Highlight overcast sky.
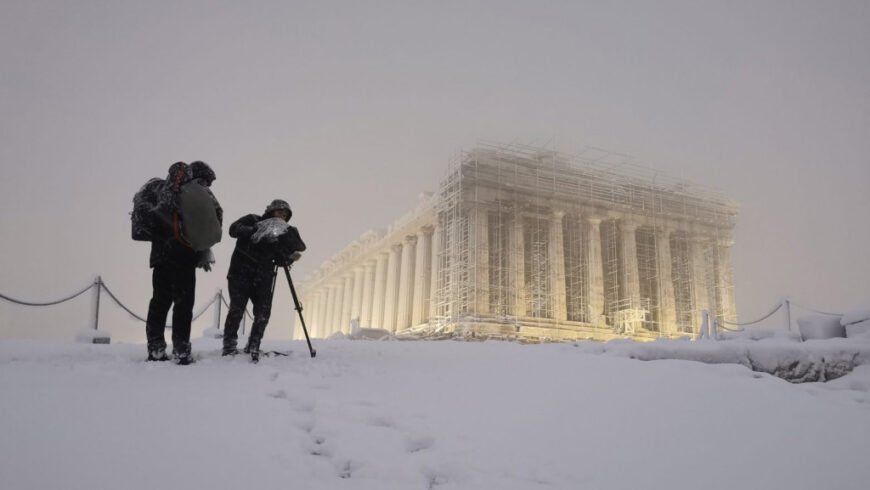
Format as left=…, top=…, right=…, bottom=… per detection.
left=1, top=0, right=868, bottom=342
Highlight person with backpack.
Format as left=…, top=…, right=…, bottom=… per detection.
left=222, top=199, right=306, bottom=362
left=132, top=161, right=222, bottom=364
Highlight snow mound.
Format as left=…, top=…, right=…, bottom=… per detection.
left=797, top=314, right=845, bottom=340
left=573, top=337, right=870, bottom=383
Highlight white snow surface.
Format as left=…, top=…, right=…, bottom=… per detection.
left=2, top=338, right=870, bottom=490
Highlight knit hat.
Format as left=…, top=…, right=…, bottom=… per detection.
left=264, top=199, right=292, bottom=219
left=190, top=161, right=216, bottom=185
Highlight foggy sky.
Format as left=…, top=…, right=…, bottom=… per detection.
left=1, top=1, right=868, bottom=342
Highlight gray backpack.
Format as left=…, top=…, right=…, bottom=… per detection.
left=177, top=182, right=222, bottom=251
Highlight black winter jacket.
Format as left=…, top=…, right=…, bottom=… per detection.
left=227, top=214, right=306, bottom=281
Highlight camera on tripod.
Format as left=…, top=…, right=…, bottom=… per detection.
left=274, top=251, right=302, bottom=267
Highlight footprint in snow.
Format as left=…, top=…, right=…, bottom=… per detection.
left=368, top=415, right=396, bottom=429
left=268, top=389, right=289, bottom=400
left=405, top=435, right=435, bottom=453
left=307, top=434, right=333, bottom=457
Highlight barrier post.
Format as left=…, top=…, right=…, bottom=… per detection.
left=213, top=290, right=222, bottom=332
left=92, top=276, right=102, bottom=331
left=698, top=310, right=709, bottom=339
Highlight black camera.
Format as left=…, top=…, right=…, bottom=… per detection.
left=275, top=251, right=302, bottom=267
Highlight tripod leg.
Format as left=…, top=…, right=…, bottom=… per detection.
left=270, top=265, right=278, bottom=300
left=284, top=265, right=316, bottom=358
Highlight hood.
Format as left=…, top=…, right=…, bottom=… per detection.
left=166, top=162, right=192, bottom=192
left=190, top=161, right=216, bottom=186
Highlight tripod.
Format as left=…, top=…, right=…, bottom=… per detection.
left=271, top=263, right=317, bottom=358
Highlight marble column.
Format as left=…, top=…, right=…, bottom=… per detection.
left=305, top=291, right=318, bottom=339
left=319, top=286, right=332, bottom=337
left=361, top=260, right=376, bottom=328
left=475, top=208, right=490, bottom=314
left=331, top=282, right=344, bottom=337
left=655, top=227, right=677, bottom=334
left=371, top=252, right=389, bottom=329
left=340, top=274, right=354, bottom=334
left=383, top=244, right=402, bottom=332
left=550, top=211, right=567, bottom=321
left=428, top=224, right=442, bottom=321
left=303, top=290, right=320, bottom=334
left=513, top=216, right=527, bottom=317
left=412, top=228, right=432, bottom=326
left=396, top=235, right=417, bottom=332
left=620, top=221, right=642, bottom=310
left=716, top=239, right=737, bottom=323
left=585, top=217, right=605, bottom=325
left=324, top=285, right=337, bottom=338
left=690, top=236, right=711, bottom=330
left=351, top=267, right=365, bottom=324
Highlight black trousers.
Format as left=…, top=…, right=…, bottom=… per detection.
left=223, top=272, right=275, bottom=347
left=145, top=264, right=196, bottom=352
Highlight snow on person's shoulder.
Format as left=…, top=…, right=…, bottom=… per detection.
left=252, top=217, right=290, bottom=243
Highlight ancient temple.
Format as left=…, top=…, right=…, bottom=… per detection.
left=296, top=142, right=738, bottom=341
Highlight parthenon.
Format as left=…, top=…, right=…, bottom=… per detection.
left=296, top=142, right=739, bottom=342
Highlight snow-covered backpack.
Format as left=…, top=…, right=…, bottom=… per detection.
left=131, top=178, right=167, bottom=241
left=175, top=181, right=222, bottom=251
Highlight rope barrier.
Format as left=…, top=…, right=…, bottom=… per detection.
left=220, top=293, right=253, bottom=320
left=99, top=282, right=148, bottom=323
left=192, top=295, right=218, bottom=322
left=719, top=301, right=783, bottom=327
left=2, top=275, right=859, bottom=336
left=790, top=300, right=843, bottom=317
left=0, top=282, right=95, bottom=307
left=713, top=320, right=743, bottom=333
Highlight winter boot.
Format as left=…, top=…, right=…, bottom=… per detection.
left=172, top=343, right=195, bottom=366
left=222, top=340, right=239, bottom=356
left=247, top=337, right=261, bottom=363
left=147, top=347, right=169, bottom=362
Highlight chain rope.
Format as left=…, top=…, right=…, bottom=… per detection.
left=99, top=282, right=148, bottom=323
left=0, top=282, right=95, bottom=306
left=717, top=301, right=783, bottom=327
left=220, top=293, right=253, bottom=320
left=192, top=295, right=218, bottom=322
left=789, top=300, right=843, bottom=317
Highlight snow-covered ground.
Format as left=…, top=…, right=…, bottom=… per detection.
left=1, top=337, right=869, bottom=490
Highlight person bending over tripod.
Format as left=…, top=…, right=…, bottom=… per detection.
left=223, top=199, right=306, bottom=361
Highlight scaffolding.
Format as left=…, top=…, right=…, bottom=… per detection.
left=432, top=141, right=739, bottom=339
left=636, top=226, right=661, bottom=331
left=563, top=213, right=588, bottom=323
left=670, top=232, right=694, bottom=333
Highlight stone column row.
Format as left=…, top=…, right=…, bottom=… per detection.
left=510, top=212, right=683, bottom=335
left=307, top=226, right=437, bottom=337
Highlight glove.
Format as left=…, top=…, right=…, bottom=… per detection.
left=197, top=249, right=215, bottom=272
